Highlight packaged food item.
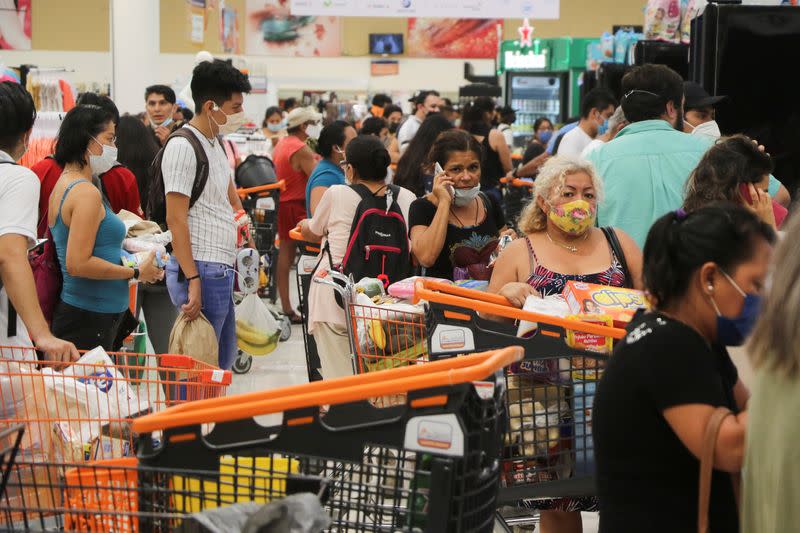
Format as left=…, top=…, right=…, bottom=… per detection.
left=121, top=249, right=169, bottom=270
left=562, top=281, right=648, bottom=328
left=90, top=435, right=133, bottom=460
left=600, top=32, right=615, bottom=60
left=516, top=294, right=571, bottom=338
left=565, top=313, right=614, bottom=355
left=453, top=279, right=489, bottom=291
left=234, top=209, right=252, bottom=249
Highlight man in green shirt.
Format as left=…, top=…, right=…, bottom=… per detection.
left=586, top=65, right=787, bottom=247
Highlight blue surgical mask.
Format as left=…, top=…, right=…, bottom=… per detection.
left=266, top=121, right=285, bottom=133
left=538, top=130, right=553, bottom=145
left=598, top=118, right=609, bottom=136
left=710, top=271, right=762, bottom=346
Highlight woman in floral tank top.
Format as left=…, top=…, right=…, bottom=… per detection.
left=487, top=156, right=643, bottom=533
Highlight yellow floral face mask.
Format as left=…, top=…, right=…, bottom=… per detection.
left=547, top=199, right=597, bottom=235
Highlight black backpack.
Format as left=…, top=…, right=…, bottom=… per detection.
left=331, top=183, right=412, bottom=288
left=147, top=127, right=209, bottom=227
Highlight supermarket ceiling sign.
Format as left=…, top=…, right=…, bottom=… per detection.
left=290, top=0, right=560, bottom=19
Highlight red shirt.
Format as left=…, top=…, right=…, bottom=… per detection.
left=31, top=157, right=143, bottom=238
left=272, top=135, right=311, bottom=203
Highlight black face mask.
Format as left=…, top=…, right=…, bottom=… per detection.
left=388, top=122, right=399, bottom=134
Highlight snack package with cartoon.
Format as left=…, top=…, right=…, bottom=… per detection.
left=563, top=281, right=649, bottom=328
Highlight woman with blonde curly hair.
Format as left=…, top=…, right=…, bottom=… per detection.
left=487, top=156, right=643, bottom=532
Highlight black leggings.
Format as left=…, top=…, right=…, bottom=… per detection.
left=51, top=300, right=127, bottom=352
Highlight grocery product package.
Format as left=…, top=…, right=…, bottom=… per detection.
left=387, top=276, right=452, bottom=300
left=169, top=312, right=219, bottom=366
left=121, top=249, right=170, bottom=270
left=516, top=294, right=571, bottom=338
left=562, top=280, right=648, bottom=328
left=235, top=293, right=280, bottom=356
left=644, top=0, right=682, bottom=43
left=38, top=347, right=148, bottom=462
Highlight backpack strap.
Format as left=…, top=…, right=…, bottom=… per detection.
left=168, top=127, right=210, bottom=209
left=601, top=227, right=632, bottom=289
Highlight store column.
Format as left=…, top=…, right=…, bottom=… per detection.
left=110, top=0, right=159, bottom=114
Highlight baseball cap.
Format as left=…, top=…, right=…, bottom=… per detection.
left=684, top=81, right=726, bottom=109
left=286, top=106, right=322, bottom=129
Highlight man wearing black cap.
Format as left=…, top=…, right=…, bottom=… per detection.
left=397, top=90, right=440, bottom=153
left=497, top=105, right=517, bottom=148
left=682, top=81, right=725, bottom=138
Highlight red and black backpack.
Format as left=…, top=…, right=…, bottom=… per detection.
left=327, top=183, right=412, bottom=289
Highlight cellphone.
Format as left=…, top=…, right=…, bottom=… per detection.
left=434, top=162, right=454, bottom=198
left=27, top=238, right=47, bottom=253
left=739, top=183, right=753, bottom=204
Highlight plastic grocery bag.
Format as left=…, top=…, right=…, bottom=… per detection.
left=235, top=293, right=280, bottom=356
left=169, top=312, right=219, bottom=366
left=40, top=347, right=147, bottom=461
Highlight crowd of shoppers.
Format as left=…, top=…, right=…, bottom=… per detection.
left=2, top=55, right=799, bottom=533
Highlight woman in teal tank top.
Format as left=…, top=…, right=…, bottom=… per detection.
left=47, top=106, right=162, bottom=351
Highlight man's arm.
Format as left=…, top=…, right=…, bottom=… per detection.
left=166, top=192, right=202, bottom=319
left=0, top=234, right=78, bottom=363
left=291, top=145, right=318, bottom=177
left=227, top=179, right=256, bottom=249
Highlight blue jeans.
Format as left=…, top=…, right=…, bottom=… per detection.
left=166, top=259, right=236, bottom=370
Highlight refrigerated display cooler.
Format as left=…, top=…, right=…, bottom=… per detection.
left=499, top=37, right=598, bottom=149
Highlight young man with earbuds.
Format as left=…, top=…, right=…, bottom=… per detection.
left=162, top=59, right=251, bottom=370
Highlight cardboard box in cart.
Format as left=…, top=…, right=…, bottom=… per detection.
left=563, top=281, right=649, bottom=328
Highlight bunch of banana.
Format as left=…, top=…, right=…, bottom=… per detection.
left=236, top=319, right=279, bottom=356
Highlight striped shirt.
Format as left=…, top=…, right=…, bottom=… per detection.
left=162, top=125, right=236, bottom=266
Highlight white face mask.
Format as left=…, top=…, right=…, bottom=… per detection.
left=149, top=115, right=173, bottom=129
left=687, top=119, right=721, bottom=139
left=211, top=105, right=247, bottom=135
left=453, top=185, right=481, bottom=207
left=88, top=136, right=118, bottom=176
left=305, top=123, right=322, bottom=141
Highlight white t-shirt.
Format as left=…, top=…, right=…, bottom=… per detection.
left=580, top=138, right=605, bottom=159
left=498, top=124, right=514, bottom=148
left=557, top=125, right=594, bottom=158
left=162, top=125, right=237, bottom=266
left=0, top=150, right=38, bottom=353
left=397, top=115, right=422, bottom=154
left=306, top=184, right=415, bottom=333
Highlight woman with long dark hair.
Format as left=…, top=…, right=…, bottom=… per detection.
left=460, top=96, right=513, bottom=205
left=394, top=114, right=453, bottom=197
left=116, top=115, right=161, bottom=205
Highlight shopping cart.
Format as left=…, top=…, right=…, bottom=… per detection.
left=7, top=347, right=523, bottom=532
left=237, top=181, right=285, bottom=305
left=499, top=176, right=534, bottom=231
left=233, top=181, right=292, bottom=374
left=289, top=226, right=323, bottom=382
left=411, top=279, right=627, bottom=512
left=313, top=269, right=430, bottom=376
left=0, top=425, right=24, bottom=501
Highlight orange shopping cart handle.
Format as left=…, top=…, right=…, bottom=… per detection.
left=131, top=347, right=523, bottom=434
left=289, top=225, right=321, bottom=245
left=412, top=279, right=627, bottom=340
left=237, top=180, right=286, bottom=198
left=500, top=176, right=534, bottom=188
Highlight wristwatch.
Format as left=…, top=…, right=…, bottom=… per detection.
left=131, top=267, right=140, bottom=280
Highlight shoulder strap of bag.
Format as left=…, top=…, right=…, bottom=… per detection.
left=601, top=227, right=632, bottom=289
left=172, top=128, right=210, bottom=208
left=697, top=407, right=733, bottom=533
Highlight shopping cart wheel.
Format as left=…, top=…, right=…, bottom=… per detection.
left=232, top=350, right=252, bottom=374
left=279, top=315, right=292, bottom=342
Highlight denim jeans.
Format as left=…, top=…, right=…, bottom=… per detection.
left=166, top=259, right=236, bottom=370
